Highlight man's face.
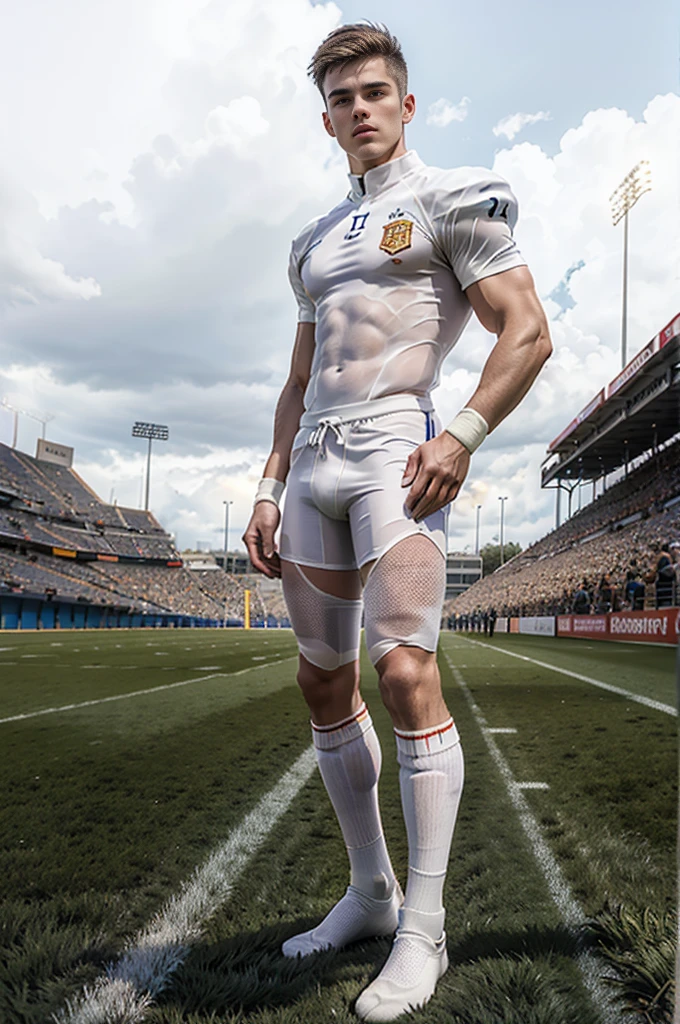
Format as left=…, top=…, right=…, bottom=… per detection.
left=321, top=56, right=415, bottom=173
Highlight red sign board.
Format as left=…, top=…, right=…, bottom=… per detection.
left=557, top=610, right=679, bottom=645
left=658, top=313, right=680, bottom=349
left=606, top=336, right=659, bottom=400
left=548, top=311, right=679, bottom=454
left=609, top=609, right=679, bottom=644
left=548, top=389, right=605, bottom=452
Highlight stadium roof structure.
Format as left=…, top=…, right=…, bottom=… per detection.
left=542, top=312, right=680, bottom=487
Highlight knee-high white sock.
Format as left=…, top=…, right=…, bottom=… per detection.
left=395, top=718, right=464, bottom=941
left=313, top=703, right=396, bottom=896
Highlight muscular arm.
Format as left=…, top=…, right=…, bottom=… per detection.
left=261, top=321, right=316, bottom=482
left=404, top=266, right=552, bottom=520
left=242, top=322, right=315, bottom=576
left=462, top=265, right=552, bottom=430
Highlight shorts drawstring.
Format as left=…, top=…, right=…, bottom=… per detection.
left=307, top=418, right=346, bottom=456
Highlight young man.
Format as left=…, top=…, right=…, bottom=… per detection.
left=242, top=23, right=551, bottom=1021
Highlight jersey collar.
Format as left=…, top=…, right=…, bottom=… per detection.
left=347, top=150, right=423, bottom=203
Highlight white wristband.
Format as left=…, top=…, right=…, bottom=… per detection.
left=444, top=407, right=489, bottom=454
left=254, top=477, right=285, bottom=508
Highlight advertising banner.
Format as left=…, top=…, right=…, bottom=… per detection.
left=609, top=609, right=679, bottom=645
left=658, top=312, right=680, bottom=349
left=548, top=390, right=604, bottom=452
left=606, top=336, right=659, bottom=400
left=557, top=610, right=678, bottom=646
left=495, top=617, right=508, bottom=633
left=36, top=438, right=74, bottom=468
left=519, top=616, right=556, bottom=636
left=509, top=618, right=520, bottom=634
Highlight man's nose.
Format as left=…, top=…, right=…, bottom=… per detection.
left=352, top=101, right=369, bottom=120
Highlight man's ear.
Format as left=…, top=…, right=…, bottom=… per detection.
left=322, top=110, right=336, bottom=138
left=401, top=92, right=416, bottom=125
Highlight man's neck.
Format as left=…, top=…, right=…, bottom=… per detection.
left=347, top=137, right=408, bottom=177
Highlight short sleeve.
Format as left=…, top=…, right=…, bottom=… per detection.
left=288, top=240, right=316, bottom=323
left=437, top=173, right=527, bottom=292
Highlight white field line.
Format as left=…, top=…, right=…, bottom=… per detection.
left=54, top=745, right=317, bottom=1024
left=0, top=656, right=298, bottom=725
left=455, top=635, right=676, bottom=717
left=445, top=653, right=635, bottom=1024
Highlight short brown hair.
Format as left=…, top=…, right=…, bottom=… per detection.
left=308, top=22, right=408, bottom=103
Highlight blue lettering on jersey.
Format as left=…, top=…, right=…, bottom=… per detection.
left=344, top=212, right=370, bottom=240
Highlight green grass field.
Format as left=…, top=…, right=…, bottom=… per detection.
left=0, top=628, right=676, bottom=1024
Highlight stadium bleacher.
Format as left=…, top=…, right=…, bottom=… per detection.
left=0, top=440, right=274, bottom=622
left=450, top=313, right=680, bottom=620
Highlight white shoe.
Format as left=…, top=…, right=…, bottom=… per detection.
left=282, top=875, right=403, bottom=958
left=354, top=911, right=448, bottom=1022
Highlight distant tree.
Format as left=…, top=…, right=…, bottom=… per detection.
left=480, top=541, right=522, bottom=576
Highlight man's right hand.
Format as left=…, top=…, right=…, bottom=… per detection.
left=242, top=502, right=282, bottom=578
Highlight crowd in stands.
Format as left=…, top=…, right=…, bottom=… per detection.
left=449, top=437, right=680, bottom=620
left=0, top=548, right=276, bottom=622
left=0, top=442, right=178, bottom=560
left=191, top=570, right=268, bottom=622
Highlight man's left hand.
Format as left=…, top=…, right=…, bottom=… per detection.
left=402, top=432, right=471, bottom=521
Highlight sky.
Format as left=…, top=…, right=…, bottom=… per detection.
left=0, top=0, right=678, bottom=554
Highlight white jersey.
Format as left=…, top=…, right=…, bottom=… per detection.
left=288, top=149, right=526, bottom=422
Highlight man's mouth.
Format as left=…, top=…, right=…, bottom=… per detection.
left=352, top=125, right=377, bottom=137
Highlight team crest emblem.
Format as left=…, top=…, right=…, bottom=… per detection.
left=379, top=219, right=413, bottom=255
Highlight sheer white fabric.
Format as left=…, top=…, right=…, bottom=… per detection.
left=288, top=150, right=526, bottom=421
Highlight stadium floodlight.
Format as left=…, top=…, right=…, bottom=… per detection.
left=609, top=160, right=652, bottom=369
left=475, top=504, right=482, bottom=555
left=2, top=398, right=54, bottom=448
left=131, top=421, right=169, bottom=510
left=223, top=500, right=233, bottom=574
left=498, top=496, right=508, bottom=566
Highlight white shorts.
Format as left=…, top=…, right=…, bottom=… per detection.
left=280, top=402, right=449, bottom=572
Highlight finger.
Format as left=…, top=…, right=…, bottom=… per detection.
left=266, top=552, right=282, bottom=578
left=419, top=479, right=459, bottom=518
left=261, top=529, right=278, bottom=560
left=415, top=484, right=451, bottom=521
left=411, top=476, right=442, bottom=520
left=244, top=530, right=274, bottom=577
left=416, top=473, right=458, bottom=520
left=401, top=450, right=419, bottom=486
left=405, top=460, right=433, bottom=511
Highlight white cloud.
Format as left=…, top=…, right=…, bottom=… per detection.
left=0, top=174, right=101, bottom=307
left=0, top=0, right=678, bottom=554
left=493, top=110, right=552, bottom=140
left=426, top=96, right=471, bottom=128
left=443, top=93, right=680, bottom=552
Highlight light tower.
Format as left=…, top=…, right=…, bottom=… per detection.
left=475, top=504, right=482, bottom=555
left=609, top=160, right=652, bottom=369
left=1, top=398, right=54, bottom=448
left=498, top=495, right=508, bottom=566
left=131, top=421, right=169, bottom=510
left=222, top=499, right=233, bottom=573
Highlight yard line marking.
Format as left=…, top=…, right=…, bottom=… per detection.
left=451, top=636, right=676, bottom=717
left=445, top=653, right=634, bottom=1024
left=0, top=656, right=298, bottom=725
left=54, top=745, right=318, bottom=1024
left=485, top=727, right=517, bottom=734
left=515, top=782, right=550, bottom=790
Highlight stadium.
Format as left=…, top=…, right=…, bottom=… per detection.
left=1, top=4, right=678, bottom=1022
left=2, top=312, right=679, bottom=639
left=1, top=311, right=676, bottom=1024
